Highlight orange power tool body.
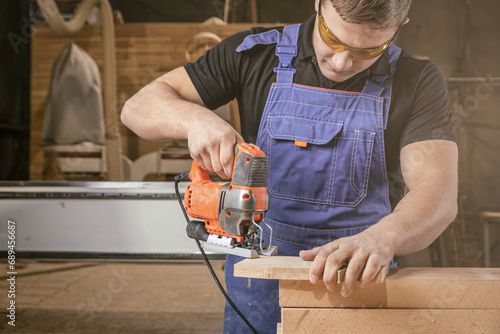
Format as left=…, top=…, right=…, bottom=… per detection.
left=184, top=143, right=277, bottom=258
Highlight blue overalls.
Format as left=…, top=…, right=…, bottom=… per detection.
left=224, top=24, right=402, bottom=334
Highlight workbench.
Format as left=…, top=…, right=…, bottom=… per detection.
left=234, top=256, right=500, bottom=334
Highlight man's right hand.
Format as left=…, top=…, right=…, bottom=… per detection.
left=121, top=66, right=243, bottom=180
left=187, top=112, right=244, bottom=179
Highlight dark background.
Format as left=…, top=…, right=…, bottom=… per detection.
left=0, top=0, right=31, bottom=180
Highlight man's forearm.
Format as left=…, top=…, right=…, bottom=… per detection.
left=368, top=140, right=458, bottom=257
left=368, top=178, right=457, bottom=257
left=121, top=76, right=208, bottom=142
left=121, top=67, right=244, bottom=178
left=300, top=141, right=457, bottom=295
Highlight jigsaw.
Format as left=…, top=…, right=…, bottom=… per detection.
left=183, top=142, right=277, bottom=258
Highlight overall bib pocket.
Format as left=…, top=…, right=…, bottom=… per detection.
left=266, top=114, right=375, bottom=206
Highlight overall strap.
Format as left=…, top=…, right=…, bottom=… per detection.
left=236, top=29, right=282, bottom=52
left=235, top=24, right=301, bottom=84
left=274, top=24, right=301, bottom=84
left=362, top=44, right=402, bottom=129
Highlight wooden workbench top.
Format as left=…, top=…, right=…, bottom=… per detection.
left=234, top=256, right=500, bottom=309
left=235, top=256, right=500, bottom=332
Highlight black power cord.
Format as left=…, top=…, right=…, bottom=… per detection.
left=174, top=172, right=259, bottom=334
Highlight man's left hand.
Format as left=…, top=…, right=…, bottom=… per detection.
left=299, top=228, right=393, bottom=297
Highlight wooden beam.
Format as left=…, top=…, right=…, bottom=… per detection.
left=279, top=278, right=500, bottom=309
left=250, top=0, right=258, bottom=23
left=235, top=256, right=500, bottom=309
left=224, top=0, right=230, bottom=23
left=281, top=308, right=500, bottom=334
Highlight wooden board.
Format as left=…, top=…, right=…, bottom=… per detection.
left=235, top=256, right=500, bottom=281
left=234, top=256, right=312, bottom=280
left=279, top=279, right=500, bottom=309
left=281, top=308, right=500, bottom=334
left=234, top=256, right=388, bottom=282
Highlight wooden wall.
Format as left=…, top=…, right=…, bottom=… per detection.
left=31, top=21, right=274, bottom=180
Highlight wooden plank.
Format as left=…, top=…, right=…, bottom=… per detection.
left=234, top=256, right=386, bottom=282
left=234, top=256, right=312, bottom=280
left=279, top=280, right=388, bottom=309
left=279, top=276, right=500, bottom=309
left=235, top=256, right=500, bottom=281
left=276, top=322, right=282, bottom=334
left=281, top=308, right=500, bottom=334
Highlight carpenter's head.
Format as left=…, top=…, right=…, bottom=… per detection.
left=326, top=0, right=412, bottom=30
left=313, top=0, right=411, bottom=82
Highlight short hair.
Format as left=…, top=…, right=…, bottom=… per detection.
left=325, top=0, right=412, bottom=30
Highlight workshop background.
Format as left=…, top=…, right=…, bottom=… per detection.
left=1, top=0, right=499, bottom=333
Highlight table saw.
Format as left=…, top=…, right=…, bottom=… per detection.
left=0, top=181, right=222, bottom=259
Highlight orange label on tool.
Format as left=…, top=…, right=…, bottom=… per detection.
left=294, top=140, right=308, bottom=148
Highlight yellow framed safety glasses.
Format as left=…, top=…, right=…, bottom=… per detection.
left=317, top=0, right=396, bottom=59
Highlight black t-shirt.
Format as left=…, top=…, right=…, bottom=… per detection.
left=184, top=15, right=456, bottom=208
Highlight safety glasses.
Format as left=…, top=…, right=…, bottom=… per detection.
left=317, top=0, right=395, bottom=59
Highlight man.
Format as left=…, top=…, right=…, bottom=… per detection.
left=121, top=0, right=458, bottom=332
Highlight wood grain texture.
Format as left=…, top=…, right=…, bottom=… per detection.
left=279, top=278, right=500, bottom=309
left=234, top=256, right=312, bottom=280
left=234, top=256, right=387, bottom=282
left=235, top=256, right=500, bottom=309
left=281, top=308, right=500, bottom=334
left=235, top=256, right=500, bottom=281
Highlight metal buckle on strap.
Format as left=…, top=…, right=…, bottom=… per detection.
left=274, top=44, right=297, bottom=74
left=275, top=44, right=298, bottom=57
left=273, top=43, right=297, bottom=76
left=273, top=64, right=297, bottom=74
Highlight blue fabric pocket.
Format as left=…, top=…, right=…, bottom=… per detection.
left=266, top=114, right=375, bottom=206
